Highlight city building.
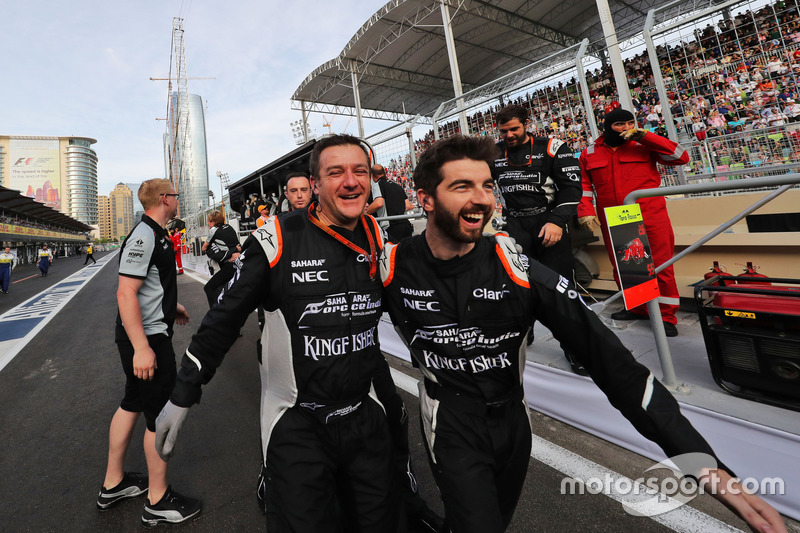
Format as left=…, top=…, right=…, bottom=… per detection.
left=164, top=93, right=210, bottom=222
left=109, top=183, right=134, bottom=240
left=125, top=181, right=146, bottom=223
left=97, top=195, right=112, bottom=240
left=0, top=135, right=98, bottom=225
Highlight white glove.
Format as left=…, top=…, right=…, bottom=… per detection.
left=621, top=128, right=648, bottom=142
left=155, top=400, right=190, bottom=461
left=578, top=216, right=601, bottom=230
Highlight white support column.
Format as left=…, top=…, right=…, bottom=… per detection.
left=350, top=61, right=366, bottom=138
left=596, top=0, right=634, bottom=112
left=301, top=100, right=309, bottom=143
left=440, top=0, right=469, bottom=135
left=643, top=9, right=687, bottom=184
left=575, top=39, right=600, bottom=139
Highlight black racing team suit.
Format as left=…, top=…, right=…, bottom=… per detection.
left=492, top=136, right=582, bottom=279
left=370, top=177, right=413, bottom=243
left=203, top=223, right=240, bottom=307
left=170, top=205, right=399, bottom=532
left=380, top=233, right=730, bottom=533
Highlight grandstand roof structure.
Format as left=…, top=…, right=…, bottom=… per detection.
left=0, top=186, right=93, bottom=233
left=292, top=0, right=724, bottom=122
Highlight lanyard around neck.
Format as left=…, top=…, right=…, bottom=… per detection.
left=504, top=136, right=533, bottom=167
left=307, top=202, right=378, bottom=279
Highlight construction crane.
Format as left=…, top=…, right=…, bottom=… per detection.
left=321, top=115, right=353, bottom=135
left=152, top=76, right=214, bottom=121
left=322, top=115, right=334, bottom=135
left=150, top=77, right=216, bottom=81
left=164, top=17, right=194, bottom=221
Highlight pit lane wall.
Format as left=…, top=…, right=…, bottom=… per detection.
left=583, top=188, right=800, bottom=298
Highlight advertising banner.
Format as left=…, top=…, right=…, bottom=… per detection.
left=604, top=204, right=659, bottom=310
left=0, top=223, right=76, bottom=240
left=9, top=139, right=61, bottom=211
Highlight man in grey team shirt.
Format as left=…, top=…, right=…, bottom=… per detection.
left=97, top=178, right=201, bottom=527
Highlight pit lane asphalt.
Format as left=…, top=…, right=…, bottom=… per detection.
left=0, top=255, right=768, bottom=532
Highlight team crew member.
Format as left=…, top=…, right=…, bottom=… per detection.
left=202, top=211, right=241, bottom=308
left=492, top=104, right=585, bottom=374
left=285, top=172, right=313, bottom=211
left=366, top=164, right=414, bottom=243
left=170, top=230, right=184, bottom=274
left=491, top=104, right=582, bottom=278
left=253, top=172, right=313, bottom=374
left=84, top=243, right=97, bottom=265
left=380, top=135, right=786, bottom=533
left=255, top=204, right=270, bottom=228
left=98, top=179, right=200, bottom=527
left=38, top=244, right=53, bottom=276
left=155, top=135, right=399, bottom=532
left=0, top=246, right=14, bottom=294
left=578, top=108, right=688, bottom=336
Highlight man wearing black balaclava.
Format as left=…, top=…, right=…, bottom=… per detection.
left=577, top=108, right=690, bottom=337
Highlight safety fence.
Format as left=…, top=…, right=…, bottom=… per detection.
left=418, top=0, right=800, bottom=195
left=432, top=40, right=596, bottom=156
left=366, top=116, right=423, bottom=204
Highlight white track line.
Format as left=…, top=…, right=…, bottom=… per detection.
left=181, top=270, right=209, bottom=284
left=0, top=252, right=117, bottom=373
left=388, top=366, right=743, bottom=533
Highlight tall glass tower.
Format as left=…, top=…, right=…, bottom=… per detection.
left=164, top=92, right=209, bottom=220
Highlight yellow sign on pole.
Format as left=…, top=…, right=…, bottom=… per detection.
left=604, top=204, right=659, bottom=310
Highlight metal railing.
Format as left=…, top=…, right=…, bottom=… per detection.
left=596, top=172, right=800, bottom=390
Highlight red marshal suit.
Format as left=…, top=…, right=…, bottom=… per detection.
left=170, top=231, right=184, bottom=274
left=578, top=132, right=689, bottom=324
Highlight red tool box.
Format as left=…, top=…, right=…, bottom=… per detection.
left=695, top=276, right=800, bottom=412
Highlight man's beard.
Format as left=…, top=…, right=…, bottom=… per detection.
left=431, top=205, right=491, bottom=244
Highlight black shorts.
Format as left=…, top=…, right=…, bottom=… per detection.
left=117, top=333, right=177, bottom=432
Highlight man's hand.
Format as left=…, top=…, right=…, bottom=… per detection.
left=176, top=303, right=190, bottom=326
left=578, top=216, right=601, bottom=230
left=155, top=401, right=190, bottom=462
left=133, top=346, right=157, bottom=381
left=700, top=468, right=786, bottom=533
left=621, top=127, right=648, bottom=142
left=538, top=223, right=563, bottom=247
left=229, top=252, right=241, bottom=263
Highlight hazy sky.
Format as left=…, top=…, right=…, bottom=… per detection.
left=1, top=0, right=390, bottom=197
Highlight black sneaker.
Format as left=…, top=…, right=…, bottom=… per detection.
left=663, top=322, right=679, bottom=337
left=96, top=472, right=148, bottom=510
left=142, top=486, right=202, bottom=527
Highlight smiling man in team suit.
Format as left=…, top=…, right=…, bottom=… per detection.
left=155, top=135, right=404, bottom=531
left=379, top=135, right=786, bottom=533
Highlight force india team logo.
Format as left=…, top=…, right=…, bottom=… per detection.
left=411, top=325, right=519, bottom=374
left=411, top=323, right=520, bottom=350
left=298, top=292, right=381, bottom=323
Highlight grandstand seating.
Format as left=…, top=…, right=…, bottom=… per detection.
left=378, top=0, right=800, bottom=192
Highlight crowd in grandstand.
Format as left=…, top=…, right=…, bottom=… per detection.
left=387, top=0, right=798, bottom=185
left=0, top=213, right=87, bottom=238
